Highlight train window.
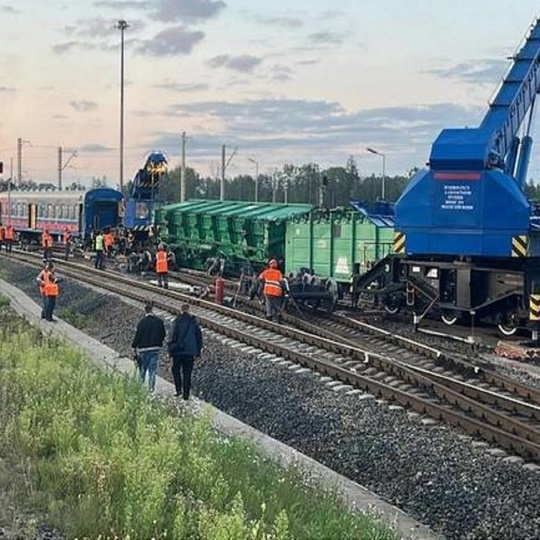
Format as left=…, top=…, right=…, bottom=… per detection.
left=47, top=204, right=53, bottom=218
left=38, top=204, right=45, bottom=218
left=71, top=204, right=77, bottom=219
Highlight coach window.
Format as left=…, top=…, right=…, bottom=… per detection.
left=38, top=204, right=45, bottom=218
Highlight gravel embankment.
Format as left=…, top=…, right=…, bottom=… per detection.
left=3, top=260, right=540, bottom=540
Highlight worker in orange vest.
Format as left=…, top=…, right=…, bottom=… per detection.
left=104, top=229, right=115, bottom=258
left=155, top=243, right=169, bottom=289
left=36, top=261, right=54, bottom=319
left=41, top=229, right=53, bottom=260
left=43, top=268, right=62, bottom=322
left=4, top=224, right=14, bottom=253
left=0, top=223, right=5, bottom=252
left=63, top=228, right=71, bottom=261
left=258, top=259, right=285, bottom=322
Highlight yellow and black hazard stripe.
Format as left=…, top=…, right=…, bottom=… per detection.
left=530, top=294, right=540, bottom=321
left=393, top=231, right=405, bottom=254
left=511, top=235, right=529, bottom=257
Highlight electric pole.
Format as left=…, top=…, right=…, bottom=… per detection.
left=220, top=144, right=238, bottom=201
left=181, top=131, right=186, bottom=202
left=58, top=147, right=77, bottom=190
left=17, top=138, right=21, bottom=187
left=58, top=147, right=62, bottom=190
left=221, top=144, right=226, bottom=201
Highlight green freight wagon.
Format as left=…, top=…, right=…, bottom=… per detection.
left=155, top=200, right=313, bottom=271
left=285, top=202, right=394, bottom=285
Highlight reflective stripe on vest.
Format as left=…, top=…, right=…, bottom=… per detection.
left=156, top=251, right=168, bottom=273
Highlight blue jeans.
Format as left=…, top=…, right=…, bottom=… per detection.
left=138, top=349, right=159, bottom=392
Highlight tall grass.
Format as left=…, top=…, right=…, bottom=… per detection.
left=0, top=308, right=398, bottom=540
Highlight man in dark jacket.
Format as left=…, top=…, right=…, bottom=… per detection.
left=168, top=303, right=203, bottom=400
left=132, top=302, right=166, bottom=392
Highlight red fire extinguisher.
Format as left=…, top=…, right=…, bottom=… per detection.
left=215, top=276, right=225, bottom=304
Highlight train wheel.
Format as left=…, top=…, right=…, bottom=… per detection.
left=498, top=314, right=519, bottom=336
left=498, top=322, right=518, bottom=336
left=441, top=310, right=458, bottom=326
left=383, top=296, right=401, bottom=315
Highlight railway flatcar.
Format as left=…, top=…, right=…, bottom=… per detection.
left=0, top=187, right=125, bottom=246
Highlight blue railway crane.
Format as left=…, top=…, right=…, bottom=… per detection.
left=356, top=16, right=540, bottom=335
left=123, top=151, right=168, bottom=233
left=396, top=19, right=540, bottom=259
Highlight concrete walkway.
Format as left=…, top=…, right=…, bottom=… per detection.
left=0, top=278, right=441, bottom=540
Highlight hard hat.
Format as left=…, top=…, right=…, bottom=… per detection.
left=269, top=259, right=278, bottom=268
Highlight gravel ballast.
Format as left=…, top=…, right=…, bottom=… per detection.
left=3, top=260, right=540, bottom=540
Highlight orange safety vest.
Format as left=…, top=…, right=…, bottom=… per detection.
left=38, top=269, right=51, bottom=296
left=156, top=250, right=168, bottom=273
left=42, top=232, right=53, bottom=248
left=259, top=268, right=283, bottom=297
left=104, top=233, right=114, bottom=248
left=4, top=226, right=14, bottom=240
left=44, top=278, right=59, bottom=297
left=0, top=226, right=5, bottom=241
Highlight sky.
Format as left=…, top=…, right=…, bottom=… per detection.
left=2, top=0, right=540, bottom=189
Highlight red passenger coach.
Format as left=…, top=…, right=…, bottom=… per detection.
left=0, top=189, right=83, bottom=241
left=0, top=187, right=126, bottom=248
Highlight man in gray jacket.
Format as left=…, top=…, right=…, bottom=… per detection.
left=132, top=302, right=166, bottom=392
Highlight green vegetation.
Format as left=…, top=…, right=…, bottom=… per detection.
left=0, top=310, right=398, bottom=540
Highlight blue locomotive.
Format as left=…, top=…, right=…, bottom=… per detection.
left=358, top=17, right=540, bottom=336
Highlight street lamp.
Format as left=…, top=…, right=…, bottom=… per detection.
left=366, top=147, right=386, bottom=200
left=248, top=157, right=259, bottom=202
left=117, top=19, right=129, bottom=192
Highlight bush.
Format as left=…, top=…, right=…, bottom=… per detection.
left=0, top=312, right=398, bottom=540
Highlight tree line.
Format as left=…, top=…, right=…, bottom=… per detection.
left=2, top=155, right=540, bottom=208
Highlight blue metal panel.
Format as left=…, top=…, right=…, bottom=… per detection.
left=123, top=199, right=155, bottom=229
left=350, top=200, right=395, bottom=228
left=396, top=169, right=530, bottom=257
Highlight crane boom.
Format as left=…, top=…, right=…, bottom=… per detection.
left=430, top=19, right=540, bottom=173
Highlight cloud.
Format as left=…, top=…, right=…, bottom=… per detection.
left=424, top=59, right=507, bottom=85
left=154, top=82, right=210, bottom=92
left=0, top=86, right=16, bottom=93
left=257, top=16, right=303, bottom=28
left=79, top=143, right=113, bottom=153
left=207, top=54, right=262, bottom=72
left=1, top=5, right=19, bottom=13
left=53, top=41, right=80, bottom=54
left=93, top=0, right=147, bottom=8
left=149, top=99, right=484, bottom=172
left=69, top=101, right=98, bottom=112
left=137, top=25, right=205, bottom=56
left=307, top=31, right=344, bottom=45
left=154, top=0, right=226, bottom=22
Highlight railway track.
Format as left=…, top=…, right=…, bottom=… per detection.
left=6, top=250, right=540, bottom=462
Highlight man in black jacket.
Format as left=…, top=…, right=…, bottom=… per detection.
left=132, top=302, right=166, bottom=392
left=168, top=303, right=203, bottom=400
